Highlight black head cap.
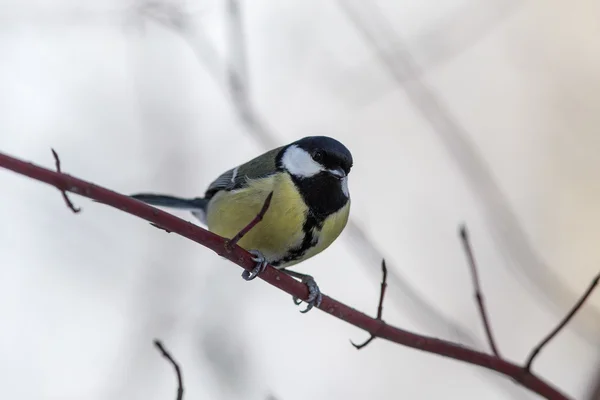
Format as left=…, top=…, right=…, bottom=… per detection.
left=292, top=136, right=353, bottom=174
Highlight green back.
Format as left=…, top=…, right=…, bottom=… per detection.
left=204, top=146, right=283, bottom=199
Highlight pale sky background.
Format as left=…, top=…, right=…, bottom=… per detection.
left=1, top=1, right=599, bottom=399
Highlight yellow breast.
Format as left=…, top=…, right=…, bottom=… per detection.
left=287, top=202, right=350, bottom=267
left=205, top=172, right=349, bottom=267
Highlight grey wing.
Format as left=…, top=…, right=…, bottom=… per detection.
left=205, top=167, right=238, bottom=196
left=204, top=147, right=283, bottom=199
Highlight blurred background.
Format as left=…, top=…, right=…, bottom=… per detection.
left=1, top=0, right=599, bottom=399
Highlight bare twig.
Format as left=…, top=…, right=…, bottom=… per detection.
left=51, top=149, right=81, bottom=213
left=0, top=151, right=573, bottom=399
left=524, top=273, right=600, bottom=371
left=150, top=222, right=172, bottom=233
left=460, top=225, right=501, bottom=357
left=154, top=339, right=184, bottom=400
left=226, top=191, right=273, bottom=250
left=351, top=259, right=388, bottom=349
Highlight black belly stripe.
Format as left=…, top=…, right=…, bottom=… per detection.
left=271, top=213, right=323, bottom=266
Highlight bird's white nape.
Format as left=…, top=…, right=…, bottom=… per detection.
left=281, top=145, right=322, bottom=177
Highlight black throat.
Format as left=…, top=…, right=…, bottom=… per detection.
left=271, top=172, right=348, bottom=267
left=291, top=172, right=348, bottom=223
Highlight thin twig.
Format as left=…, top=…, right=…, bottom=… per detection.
left=150, top=222, right=172, bottom=233
left=154, top=339, right=184, bottom=400
left=460, top=225, right=501, bottom=357
left=51, top=149, right=81, bottom=213
left=0, top=152, right=572, bottom=399
left=226, top=192, right=273, bottom=249
left=351, top=259, right=388, bottom=349
left=524, top=273, right=600, bottom=371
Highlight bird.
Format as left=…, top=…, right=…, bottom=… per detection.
left=130, top=136, right=353, bottom=312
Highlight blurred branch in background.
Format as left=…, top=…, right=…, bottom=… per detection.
left=2, top=149, right=595, bottom=400
left=337, top=0, right=600, bottom=344
left=382, top=0, right=521, bottom=81
left=332, top=0, right=523, bottom=107
left=133, top=0, right=228, bottom=90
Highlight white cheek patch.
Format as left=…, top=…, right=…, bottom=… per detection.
left=281, top=145, right=322, bottom=177
left=341, top=176, right=349, bottom=198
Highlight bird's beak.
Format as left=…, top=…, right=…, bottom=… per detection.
left=327, top=167, right=346, bottom=179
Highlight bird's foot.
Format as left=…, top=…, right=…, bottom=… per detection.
left=242, top=250, right=269, bottom=281
left=285, top=270, right=322, bottom=313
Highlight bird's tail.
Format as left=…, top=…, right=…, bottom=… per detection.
left=130, top=193, right=208, bottom=211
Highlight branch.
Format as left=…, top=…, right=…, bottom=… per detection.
left=524, top=273, right=600, bottom=371
left=51, top=149, right=81, bottom=213
left=0, top=151, right=575, bottom=399
left=226, top=191, right=273, bottom=249
left=154, top=340, right=184, bottom=400
left=460, top=225, right=501, bottom=357
left=351, top=260, right=388, bottom=349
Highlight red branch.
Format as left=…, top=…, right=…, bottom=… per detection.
left=51, top=149, right=81, bottom=213
left=351, top=260, right=388, bottom=349
left=226, top=191, right=273, bottom=249
left=524, top=273, right=600, bottom=371
left=0, top=150, right=581, bottom=400
left=460, top=225, right=501, bottom=357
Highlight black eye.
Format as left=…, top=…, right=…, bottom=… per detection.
left=312, top=151, right=324, bottom=162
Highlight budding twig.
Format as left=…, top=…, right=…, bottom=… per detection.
left=459, top=225, right=501, bottom=357
left=51, top=149, right=81, bottom=213
left=351, top=259, right=388, bottom=349
left=154, top=339, right=184, bottom=400
left=524, top=273, right=600, bottom=371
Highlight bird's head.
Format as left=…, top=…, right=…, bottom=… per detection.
left=278, top=136, right=353, bottom=208
left=279, top=135, right=352, bottom=180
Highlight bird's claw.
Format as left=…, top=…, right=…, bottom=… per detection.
left=240, top=253, right=322, bottom=313
left=242, top=250, right=269, bottom=281
left=292, top=274, right=322, bottom=313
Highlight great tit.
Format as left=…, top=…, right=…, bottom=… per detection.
left=131, top=136, right=352, bottom=312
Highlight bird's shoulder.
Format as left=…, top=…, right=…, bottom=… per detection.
left=204, top=146, right=284, bottom=199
